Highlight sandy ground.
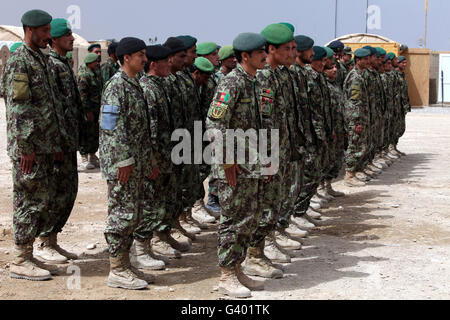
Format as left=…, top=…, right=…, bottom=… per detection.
left=0, top=100, right=449, bottom=300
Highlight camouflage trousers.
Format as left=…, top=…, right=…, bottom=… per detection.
left=181, top=164, right=207, bottom=212
left=326, top=133, right=346, bottom=180
left=134, top=173, right=180, bottom=238
left=80, top=118, right=99, bottom=156
left=12, top=154, right=54, bottom=245
left=382, top=115, right=391, bottom=149
left=105, top=177, right=144, bottom=257
left=208, top=177, right=219, bottom=197
left=40, top=152, right=78, bottom=237
left=345, top=127, right=369, bottom=172
left=277, top=161, right=304, bottom=230
left=218, top=178, right=263, bottom=268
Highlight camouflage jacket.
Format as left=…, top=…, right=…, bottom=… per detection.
left=343, top=67, right=370, bottom=130
left=78, top=64, right=103, bottom=115
left=176, top=69, right=203, bottom=132
left=389, top=70, right=402, bottom=117
left=206, top=63, right=263, bottom=179
left=304, top=65, right=331, bottom=143
left=166, top=72, right=190, bottom=130
left=140, top=74, right=175, bottom=173
left=48, top=49, right=82, bottom=152
left=335, top=60, right=348, bottom=89
left=101, top=58, right=120, bottom=84
left=326, top=79, right=346, bottom=137
left=398, top=71, right=411, bottom=114
left=364, top=68, right=386, bottom=122
left=99, top=70, right=156, bottom=181
left=3, top=43, right=63, bottom=158
left=199, top=74, right=219, bottom=124
left=380, top=72, right=394, bottom=120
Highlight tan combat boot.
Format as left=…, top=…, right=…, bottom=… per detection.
left=191, top=200, right=216, bottom=224
left=131, top=239, right=165, bottom=270
left=325, top=180, right=345, bottom=197
left=264, top=233, right=291, bottom=263
left=394, top=145, right=406, bottom=156
left=285, top=222, right=309, bottom=240
left=178, top=213, right=201, bottom=235
left=306, top=207, right=322, bottom=220
left=218, top=267, right=251, bottom=298
left=344, top=171, right=366, bottom=187
left=34, top=236, right=68, bottom=264
left=150, top=235, right=181, bottom=259
left=317, top=182, right=334, bottom=201
left=291, top=215, right=315, bottom=230
left=9, top=242, right=52, bottom=281
left=49, top=233, right=77, bottom=260
left=108, top=252, right=148, bottom=290
left=355, top=171, right=371, bottom=182
left=275, top=230, right=302, bottom=251
left=242, top=244, right=283, bottom=279
left=364, top=167, right=377, bottom=179
left=367, top=163, right=383, bottom=174
left=157, top=230, right=191, bottom=253
left=235, top=264, right=265, bottom=291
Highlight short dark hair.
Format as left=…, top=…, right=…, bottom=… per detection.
left=265, top=43, right=280, bottom=53
left=118, top=55, right=124, bottom=65
left=235, top=50, right=243, bottom=63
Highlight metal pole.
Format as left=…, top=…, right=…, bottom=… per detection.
left=425, top=0, right=429, bottom=48
left=334, top=0, right=338, bottom=38
left=442, top=70, right=444, bottom=106
left=365, top=0, right=369, bottom=34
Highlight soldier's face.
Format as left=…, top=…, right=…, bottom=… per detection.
left=392, top=58, right=399, bottom=68
left=30, top=24, right=52, bottom=49
left=205, top=49, right=220, bottom=67
left=270, top=42, right=291, bottom=66
left=186, top=46, right=197, bottom=67
left=326, top=57, right=334, bottom=69
left=87, top=60, right=100, bottom=71
left=399, top=60, right=407, bottom=71
left=384, top=60, right=392, bottom=71
left=170, top=51, right=187, bottom=72
left=153, top=58, right=170, bottom=77
left=126, top=49, right=147, bottom=73
left=193, top=71, right=211, bottom=85
left=53, top=30, right=75, bottom=52
left=93, top=47, right=102, bottom=57
left=369, top=54, right=378, bottom=67
left=325, top=64, right=337, bottom=81
left=222, top=56, right=237, bottom=70
left=286, top=40, right=297, bottom=66
left=358, top=56, right=370, bottom=70
left=247, top=47, right=267, bottom=70
left=343, top=54, right=352, bottom=63
left=299, top=47, right=314, bottom=64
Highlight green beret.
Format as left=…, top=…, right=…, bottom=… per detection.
left=233, top=32, right=266, bottom=52
left=177, top=35, right=197, bottom=49
left=66, top=51, right=73, bottom=59
left=84, top=53, right=99, bottom=64
left=197, top=42, right=218, bottom=55
left=387, top=52, right=396, bottom=60
left=324, top=46, right=334, bottom=59
left=279, top=22, right=295, bottom=33
left=397, top=56, right=406, bottom=63
left=50, top=18, right=71, bottom=38
left=312, top=46, right=326, bottom=61
left=261, top=23, right=294, bottom=45
left=194, top=57, right=214, bottom=73
left=354, top=48, right=371, bottom=58
left=295, top=35, right=314, bottom=51
left=21, top=9, right=52, bottom=27
left=88, top=44, right=101, bottom=52
left=218, top=45, right=234, bottom=61
left=10, top=42, right=22, bottom=53
left=375, top=47, right=387, bottom=56
left=362, top=45, right=377, bottom=56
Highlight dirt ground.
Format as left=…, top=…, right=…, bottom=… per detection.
left=0, top=100, right=449, bottom=300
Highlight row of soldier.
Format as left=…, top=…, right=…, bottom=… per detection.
left=1, top=10, right=410, bottom=298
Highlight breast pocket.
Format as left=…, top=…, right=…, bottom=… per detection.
left=13, top=73, right=30, bottom=101
left=101, top=105, right=119, bottom=130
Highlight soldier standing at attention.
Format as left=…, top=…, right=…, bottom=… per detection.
left=5, top=9, right=63, bottom=281
left=78, top=53, right=103, bottom=170
left=206, top=32, right=267, bottom=299
left=102, top=42, right=120, bottom=83
left=99, top=37, right=157, bottom=290
left=216, top=45, right=237, bottom=81
left=327, top=40, right=347, bottom=89
left=33, top=18, right=81, bottom=264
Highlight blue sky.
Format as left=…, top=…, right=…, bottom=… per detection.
left=2, top=0, right=450, bottom=51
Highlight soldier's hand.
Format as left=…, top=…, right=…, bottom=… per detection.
left=54, top=152, right=64, bottom=163
left=148, top=167, right=161, bottom=180
left=225, top=164, right=242, bottom=188
left=118, top=165, right=134, bottom=185
left=20, top=152, right=38, bottom=174
left=355, top=125, right=363, bottom=134
left=87, top=112, right=95, bottom=122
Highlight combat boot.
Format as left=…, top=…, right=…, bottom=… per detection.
left=385, top=150, right=399, bottom=160
left=367, top=163, right=383, bottom=174
left=9, top=242, right=52, bottom=281
left=205, top=194, right=222, bottom=219
left=218, top=267, right=252, bottom=298
left=131, top=239, right=165, bottom=270
left=89, top=153, right=100, bottom=168
left=82, top=154, right=95, bottom=170
left=275, top=230, right=302, bottom=250
left=306, top=207, right=322, bottom=220
left=389, top=144, right=401, bottom=157
left=178, top=213, right=201, bottom=235
left=34, top=236, right=68, bottom=264
left=371, top=160, right=385, bottom=170
left=363, top=167, right=377, bottom=179
left=394, top=145, right=406, bottom=156
left=309, top=201, right=322, bottom=211
left=285, top=222, right=309, bottom=239
left=317, top=182, right=334, bottom=201
left=150, top=235, right=181, bottom=259
left=157, top=231, right=191, bottom=253
left=242, top=245, right=283, bottom=279
left=325, top=180, right=345, bottom=197
left=344, top=171, right=366, bottom=187
left=311, top=194, right=328, bottom=206
left=291, top=215, right=315, bottom=230
left=236, top=264, right=265, bottom=291
left=191, top=200, right=216, bottom=224
left=185, top=211, right=209, bottom=230
left=108, top=253, right=148, bottom=290
left=49, top=233, right=77, bottom=260
left=355, top=171, right=371, bottom=182
left=264, top=233, right=291, bottom=263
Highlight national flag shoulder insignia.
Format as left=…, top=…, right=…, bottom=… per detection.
left=260, top=88, right=274, bottom=98
left=208, top=101, right=228, bottom=119
left=217, top=91, right=231, bottom=103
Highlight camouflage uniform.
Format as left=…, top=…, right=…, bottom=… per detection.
left=380, top=72, right=394, bottom=150
left=99, top=70, right=156, bottom=257
left=343, top=67, right=370, bottom=173
left=397, top=71, right=410, bottom=142
left=135, top=73, right=177, bottom=237
left=335, top=60, right=348, bottom=89
left=41, top=49, right=82, bottom=236
left=101, top=57, right=120, bottom=83
left=3, top=43, right=63, bottom=245
left=77, top=64, right=103, bottom=156
left=205, top=63, right=264, bottom=268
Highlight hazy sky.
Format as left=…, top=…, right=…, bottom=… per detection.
left=2, top=0, right=450, bottom=51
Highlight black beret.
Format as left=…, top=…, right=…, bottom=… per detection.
left=164, top=37, right=186, bottom=55
left=328, top=40, right=344, bottom=52
left=295, top=35, right=314, bottom=51
left=146, top=45, right=171, bottom=61
left=177, top=35, right=197, bottom=49
left=21, top=9, right=52, bottom=27
left=88, top=43, right=101, bottom=52
left=116, top=37, right=147, bottom=58
left=108, top=42, right=118, bottom=55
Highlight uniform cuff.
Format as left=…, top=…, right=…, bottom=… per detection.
left=117, top=157, right=135, bottom=168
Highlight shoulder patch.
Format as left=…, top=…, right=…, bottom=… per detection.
left=260, top=88, right=274, bottom=116
left=351, top=84, right=361, bottom=100
left=216, top=92, right=231, bottom=103
left=208, top=101, right=228, bottom=119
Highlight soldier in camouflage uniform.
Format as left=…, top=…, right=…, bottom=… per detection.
left=380, top=55, right=396, bottom=159
left=78, top=53, right=103, bottom=170
left=206, top=32, right=267, bottom=298
left=99, top=37, right=157, bottom=290
left=396, top=56, right=410, bottom=155
left=33, top=18, right=81, bottom=264
left=343, top=48, right=372, bottom=187
left=5, top=9, right=63, bottom=281
left=101, top=42, right=120, bottom=83
left=216, top=45, right=237, bottom=81
left=327, top=40, right=347, bottom=89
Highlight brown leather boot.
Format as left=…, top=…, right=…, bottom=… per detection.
left=218, top=267, right=251, bottom=298
left=9, top=242, right=52, bottom=281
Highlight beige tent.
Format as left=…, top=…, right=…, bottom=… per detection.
left=325, top=33, right=401, bottom=56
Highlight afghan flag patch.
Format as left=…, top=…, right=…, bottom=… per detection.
left=208, top=101, right=228, bottom=119
left=217, top=92, right=231, bottom=103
